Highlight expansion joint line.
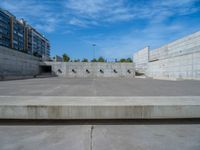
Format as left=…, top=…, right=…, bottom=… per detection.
left=90, top=125, right=94, bottom=150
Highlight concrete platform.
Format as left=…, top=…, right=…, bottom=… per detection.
left=0, top=78, right=200, bottom=149
left=0, top=96, right=200, bottom=119
left=1, top=77, right=200, bottom=96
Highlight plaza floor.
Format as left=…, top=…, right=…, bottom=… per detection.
left=0, top=77, right=200, bottom=96
left=0, top=77, right=200, bottom=150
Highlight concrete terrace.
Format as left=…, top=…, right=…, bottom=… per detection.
left=1, top=77, right=200, bottom=96
left=1, top=77, right=200, bottom=150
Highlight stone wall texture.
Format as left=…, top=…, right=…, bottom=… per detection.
left=0, top=46, right=40, bottom=80
left=133, top=46, right=149, bottom=73
left=133, top=31, right=200, bottom=80
left=43, top=62, right=135, bottom=78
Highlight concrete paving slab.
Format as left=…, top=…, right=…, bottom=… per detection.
left=0, top=125, right=91, bottom=150
left=93, top=124, right=200, bottom=150
left=1, top=77, right=200, bottom=96
left=0, top=123, right=200, bottom=150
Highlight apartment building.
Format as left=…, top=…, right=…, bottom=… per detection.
left=0, top=9, right=11, bottom=48
left=0, top=8, right=50, bottom=58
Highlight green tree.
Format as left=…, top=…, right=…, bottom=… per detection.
left=62, top=53, right=70, bottom=62
left=119, top=58, right=126, bottom=63
left=82, top=58, right=88, bottom=62
left=119, top=58, right=133, bottom=63
left=98, top=56, right=105, bottom=62
left=126, top=58, right=133, bottom=63
left=91, top=58, right=97, bottom=62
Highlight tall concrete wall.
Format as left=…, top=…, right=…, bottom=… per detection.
left=0, top=46, right=40, bottom=80
left=147, top=31, right=200, bottom=80
left=147, top=52, right=200, bottom=80
left=133, top=47, right=149, bottom=73
left=134, top=31, right=200, bottom=80
left=149, top=31, right=200, bottom=61
left=43, top=62, right=135, bottom=78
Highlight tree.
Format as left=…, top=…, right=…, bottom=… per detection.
left=119, top=58, right=126, bottom=63
left=119, top=58, right=133, bottom=63
left=98, top=56, right=105, bottom=62
left=126, top=58, right=133, bottom=63
left=82, top=58, right=88, bottom=62
left=62, top=53, right=70, bottom=62
left=91, top=58, right=97, bottom=62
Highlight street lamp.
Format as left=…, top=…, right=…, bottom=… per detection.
left=92, top=44, right=96, bottom=59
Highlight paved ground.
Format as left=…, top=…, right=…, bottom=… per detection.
left=0, top=120, right=200, bottom=150
left=0, top=77, right=200, bottom=96
left=1, top=77, right=200, bottom=149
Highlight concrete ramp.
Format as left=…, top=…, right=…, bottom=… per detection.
left=0, top=96, right=200, bottom=119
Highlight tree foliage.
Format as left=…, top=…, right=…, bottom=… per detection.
left=61, top=53, right=132, bottom=63
left=119, top=58, right=133, bottom=63
left=82, top=58, right=88, bottom=62
left=126, top=58, right=133, bottom=62
left=97, top=56, right=106, bottom=62
left=62, top=53, right=70, bottom=62
left=91, top=58, right=97, bottom=62
left=119, top=58, right=127, bottom=62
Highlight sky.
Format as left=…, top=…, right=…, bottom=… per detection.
left=0, top=0, right=200, bottom=61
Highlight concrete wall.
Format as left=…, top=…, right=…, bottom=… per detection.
left=133, top=47, right=149, bottom=73
left=147, top=52, right=200, bottom=80
left=43, top=62, right=135, bottom=78
left=134, top=31, right=200, bottom=80
left=149, top=31, right=200, bottom=61
left=0, top=46, right=40, bottom=80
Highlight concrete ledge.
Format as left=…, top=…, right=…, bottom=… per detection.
left=0, top=96, right=200, bottom=119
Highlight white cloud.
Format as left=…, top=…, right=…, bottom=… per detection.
left=0, top=0, right=199, bottom=30
left=65, top=0, right=134, bottom=25
left=69, top=18, right=87, bottom=27
left=83, top=21, right=199, bottom=60
left=63, top=0, right=200, bottom=27
left=0, top=0, right=61, bottom=33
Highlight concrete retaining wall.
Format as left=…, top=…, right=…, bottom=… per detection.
left=0, top=46, right=40, bottom=80
left=133, top=31, right=200, bottom=80
left=149, top=31, right=200, bottom=61
left=133, top=47, right=149, bottom=73
left=147, top=51, right=200, bottom=80
left=42, top=62, right=135, bottom=78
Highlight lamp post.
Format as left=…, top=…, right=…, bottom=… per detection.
left=92, top=44, right=96, bottom=59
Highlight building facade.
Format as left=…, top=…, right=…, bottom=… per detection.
left=0, top=9, right=11, bottom=48
left=0, top=8, right=50, bottom=58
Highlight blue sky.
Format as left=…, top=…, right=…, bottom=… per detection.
left=1, top=0, right=200, bottom=60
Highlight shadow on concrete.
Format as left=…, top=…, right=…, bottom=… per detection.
left=0, top=119, right=200, bottom=126
left=34, top=73, right=57, bottom=79
left=0, top=74, right=58, bottom=82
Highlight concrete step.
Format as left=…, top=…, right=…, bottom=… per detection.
left=0, top=96, right=200, bottom=119
left=35, top=73, right=57, bottom=78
